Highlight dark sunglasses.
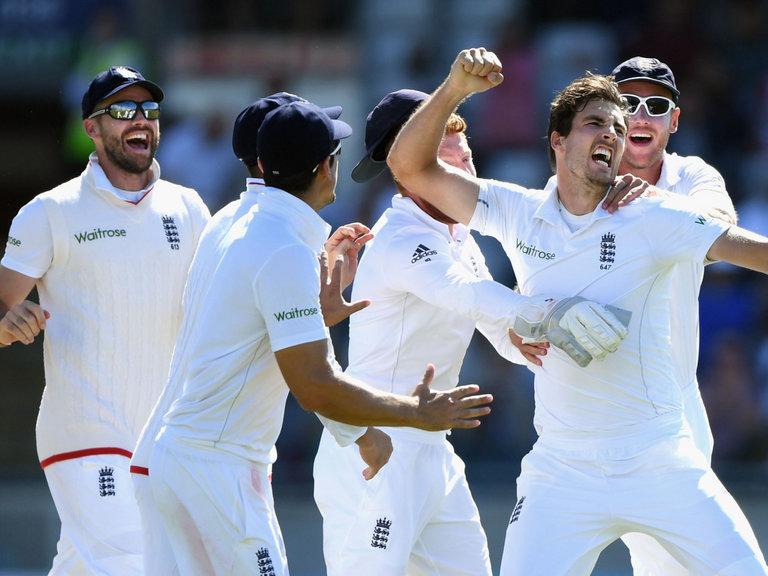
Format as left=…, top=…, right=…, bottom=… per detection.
left=622, top=94, right=676, bottom=117
left=88, top=100, right=161, bottom=121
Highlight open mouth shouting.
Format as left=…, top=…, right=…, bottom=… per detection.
left=126, top=131, right=151, bottom=152
left=592, top=146, right=612, bottom=169
left=628, top=130, right=653, bottom=146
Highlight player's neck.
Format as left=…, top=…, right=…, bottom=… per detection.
left=556, top=173, right=604, bottom=216
left=97, top=157, right=154, bottom=191
left=619, top=160, right=663, bottom=187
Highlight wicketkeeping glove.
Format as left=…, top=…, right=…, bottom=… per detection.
left=513, top=296, right=631, bottom=367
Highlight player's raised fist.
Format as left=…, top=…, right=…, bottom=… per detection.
left=449, top=48, right=504, bottom=96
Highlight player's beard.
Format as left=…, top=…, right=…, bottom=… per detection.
left=101, top=130, right=160, bottom=174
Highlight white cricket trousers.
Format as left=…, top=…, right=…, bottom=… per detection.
left=500, top=430, right=768, bottom=575
left=149, top=442, right=288, bottom=576
left=314, top=427, right=492, bottom=576
left=44, top=454, right=143, bottom=576
left=132, top=469, right=180, bottom=575
left=623, top=384, right=717, bottom=575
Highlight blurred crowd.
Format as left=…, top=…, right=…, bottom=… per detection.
left=5, top=0, right=768, bottom=481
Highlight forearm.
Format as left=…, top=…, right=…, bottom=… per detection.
left=388, top=83, right=460, bottom=181
left=477, top=321, right=528, bottom=365
left=708, top=226, right=768, bottom=274
left=299, top=371, right=420, bottom=428
left=431, top=272, right=528, bottom=328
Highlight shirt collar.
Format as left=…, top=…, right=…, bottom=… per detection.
left=536, top=177, right=613, bottom=229
left=246, top=177, right=265, bottom=190
left=86, top=152, right=160, bottom=202
left=655, top=151, right=680, bottom=189
left=260, top=186, right=331, bottom=248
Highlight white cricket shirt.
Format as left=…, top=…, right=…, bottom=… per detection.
left=347, top=195, right=528, bottom=400
left=155, top=187, right=333, bottom=465
left=472, top=179, right=730, bottom=449
left=131, top=179, right=266, bottom=473
left=2, top=154, right=210, bottom=464
left=546, top=152, right=734, bottom=392
left=655, top=152, right=734, bottom=390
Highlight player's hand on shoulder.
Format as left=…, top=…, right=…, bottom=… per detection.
left=355, top=427, right=393, bottom=481
left=603, top=174, right=654, bottom=213
left=0, top=300, right=49, bottom=346
left=409, top=364, right=493, bottom=431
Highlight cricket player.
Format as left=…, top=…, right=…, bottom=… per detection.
left=603, top=56, right=739, bottom=576
left=0, top=66, right=210, bottom=574
left=389, top=47, right=768, bottom=575
left=131, top=92, right=385, bottom=574
left=314, top=89, right=540, bottom=575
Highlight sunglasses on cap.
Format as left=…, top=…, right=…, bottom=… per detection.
left=622, top=94, right=676, bottom=117
left=88, top=100, right=161, bottom=121
left=312, top=140, right=342, bottom=173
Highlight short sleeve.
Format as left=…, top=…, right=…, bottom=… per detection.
left=2, top=197, right=53, bottom=278
left=646, top=196, right=730, bottom=266
left=256, top=243, right=328, bottom=352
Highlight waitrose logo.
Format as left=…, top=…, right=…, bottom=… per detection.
left=274, top=306, right=319, bottom=322
left=516, top=238, right=555, bottom=260
left=74, top=227, right=127, bottom=243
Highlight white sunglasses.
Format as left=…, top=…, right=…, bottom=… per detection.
left=622, top=94, right=676, bottom=117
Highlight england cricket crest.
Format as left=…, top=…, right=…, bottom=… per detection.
left=599, top=233, right=616, bottom=270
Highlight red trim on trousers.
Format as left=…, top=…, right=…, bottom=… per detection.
left=40, top=447, right=133, bottom=469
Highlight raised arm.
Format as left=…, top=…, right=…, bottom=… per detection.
left=388, top=48, right=504, bottom=225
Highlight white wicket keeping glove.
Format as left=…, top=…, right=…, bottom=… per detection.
left=513, top=296, right=631, bottom=367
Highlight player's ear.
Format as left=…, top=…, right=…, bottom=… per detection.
left=550, top=131, right=564, bottom=152
left=316, top=156, right=333, bottom=178
left=669, top=108, right=680, bottom=134
left=83, top=118, right=99, bottom=139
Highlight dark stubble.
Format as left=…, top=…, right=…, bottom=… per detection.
left=101, top=129, right=160, bottom=174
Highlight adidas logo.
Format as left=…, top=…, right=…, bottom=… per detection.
left=411, top=244, right=437, bottom=264
left=510, top=496, right=525, bottom=524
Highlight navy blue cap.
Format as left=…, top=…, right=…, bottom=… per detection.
left=82, top=66, right=163, bottom=118
left=351, top=89, right=429, bottom=183
left=611, top=57, right=680, bottom=102
left=232, top=92, right=343, bottom=166
left=232, top=93, right=305, bottom=166
left=257, top=101, right=352, bottom=177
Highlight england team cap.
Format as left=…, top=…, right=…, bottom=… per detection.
left=257, top=101, right=352, bottom=177
left=611, top=57, right=680, bottom=103
left=232, top=92, right=343, bottom=166
left=81, top=66, right=164, bottom=119
left=351, top=89, right=429, bottom=183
